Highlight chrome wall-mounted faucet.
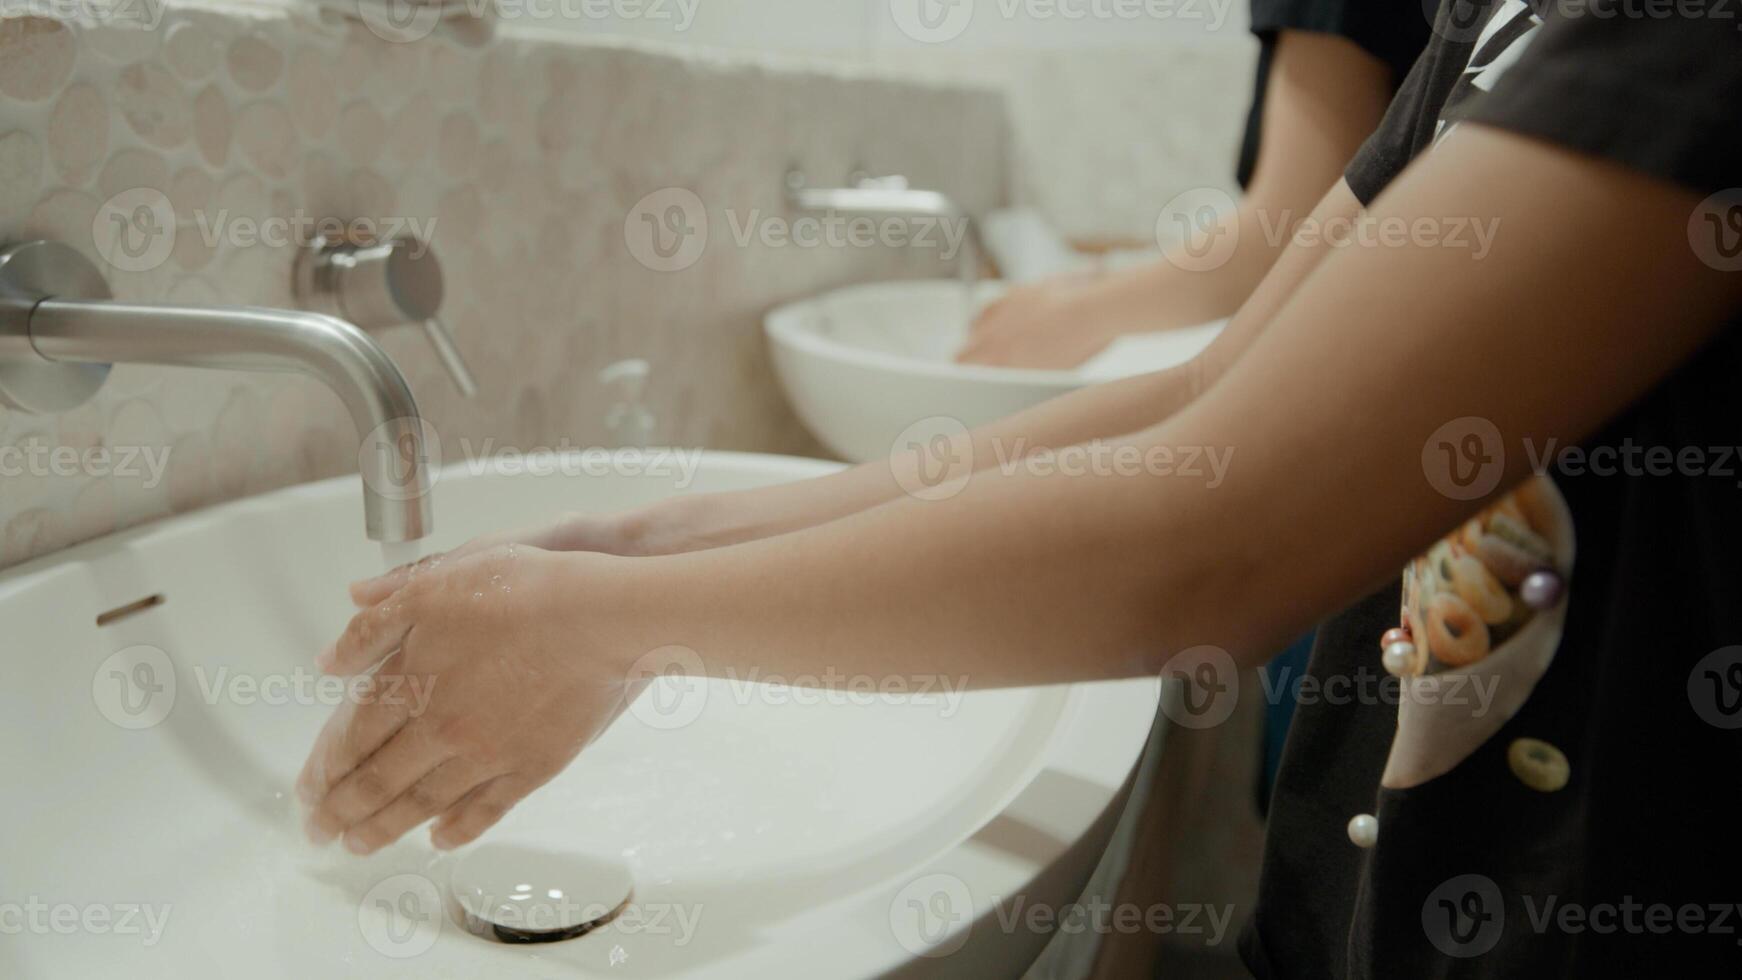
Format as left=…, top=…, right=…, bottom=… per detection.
left=783, top=169, right=985, bottom=282
left=0, top=240, right=433, bottom=543
left=293, top=234, right=477, bottom=398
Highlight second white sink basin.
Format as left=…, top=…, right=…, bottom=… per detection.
left=765, top=280, right=1224, bottom=462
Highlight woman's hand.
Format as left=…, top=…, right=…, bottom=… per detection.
left=298, top=546, right=636, bottom=854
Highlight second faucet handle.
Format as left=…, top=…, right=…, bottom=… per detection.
left=294, top=234, right=478, bottom=398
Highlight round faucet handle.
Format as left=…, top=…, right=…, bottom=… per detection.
left=295, top=234, right=444, bottom=329
left=295, top=234, right=475, bottom=397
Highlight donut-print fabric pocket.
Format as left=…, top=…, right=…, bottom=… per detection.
left=1380, top=476, right=1575, bottom=789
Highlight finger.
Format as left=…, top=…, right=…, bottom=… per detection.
left=955, top=330, right=995, bottom=362
left=349, top=567, right=413, bottom=609
left=307, top=718, right=451, bottom=845
left=319, top=598, right=419, bottom=676
left=341, top=759, right=483, bottom=856
left=968, top=298, right=1009, bottom=332
left=297, top=699, right=367, bottom=806
left=295, top=663, right=415, bottom=809
left=970, top=338, right=1042, bottom=369
left=955, top=341, right=1002, bottom=366
left=430, top=773, right=535, bottom=850
left=348, top=548, right=451, bottom=608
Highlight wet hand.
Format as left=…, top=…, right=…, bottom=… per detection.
left=955, top=273, right=1118, bottom=369
left=297, top=546, right=636, bottom=854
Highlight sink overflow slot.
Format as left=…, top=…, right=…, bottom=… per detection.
left=95, top=594, right=165, bottom=627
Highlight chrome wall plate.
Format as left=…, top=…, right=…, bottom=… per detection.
left=0, top=241, right=114, bottom=414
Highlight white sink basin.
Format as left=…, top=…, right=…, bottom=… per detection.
left=0, top=450, right=1159, bottom=978
left=765, top=281, right=1224, bottom=462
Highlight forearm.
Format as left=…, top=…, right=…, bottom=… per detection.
left=598, top=127, right=1741, bottom=688
left=631, top=183, right=1366, bottom=555
left=1079, top=205, right=1286, bottom=333
left=625, top=359, right=1209, bottom=551
left=1242, top=31, right=1395, bottom=236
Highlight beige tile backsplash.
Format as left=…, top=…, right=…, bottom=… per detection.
left=0, top=4, right=1010, bottom=569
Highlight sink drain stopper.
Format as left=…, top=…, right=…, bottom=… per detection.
left=448, top=844, right=634, bottom=944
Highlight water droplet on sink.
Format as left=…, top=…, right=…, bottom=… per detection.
left=449, top=844, right=633, bottom=944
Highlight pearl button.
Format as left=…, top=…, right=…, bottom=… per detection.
left=1519, top=570, right=1565, bottom=610
left=1381, top=640, right=1418, bottom=677
left=1347, top=813, right=1378, bottom=848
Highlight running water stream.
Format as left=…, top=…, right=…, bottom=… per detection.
left=379, top=540, right=423, bottom=574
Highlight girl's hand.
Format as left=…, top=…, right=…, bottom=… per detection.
left=298, top=546, right=637, bottom=854
left=956, top=273, right=1116, bottom=368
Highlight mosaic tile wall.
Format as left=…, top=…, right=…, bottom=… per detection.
left=0, top=2, right=1009, bottom=569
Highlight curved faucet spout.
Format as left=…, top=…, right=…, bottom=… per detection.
left=26, top=300, right=434, bottom=543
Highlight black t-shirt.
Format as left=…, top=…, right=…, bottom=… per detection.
left=1236, top=0, right=1434, bottom=187
left=1241, top=1, right=1742, bottom=976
